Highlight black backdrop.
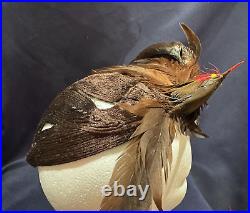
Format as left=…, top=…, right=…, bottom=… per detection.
left=3, top=3, right=248, bottom=210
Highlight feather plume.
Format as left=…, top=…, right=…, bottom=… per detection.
left=151, top=133, right=192, bottom=210
left=99, top=137, right=152, bottom=210
left=100, top=108, right=177, bottom=210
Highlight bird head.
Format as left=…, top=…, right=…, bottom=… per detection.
left=169, top=61, right=244, bottom=115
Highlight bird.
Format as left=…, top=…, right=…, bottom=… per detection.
left=26, top=23, right=244, bottom=210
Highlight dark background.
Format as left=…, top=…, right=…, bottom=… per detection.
left=3, top=3, right=248, bottom=210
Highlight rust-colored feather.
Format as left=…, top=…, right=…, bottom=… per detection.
left=92, top=58, right=200, bottom=86
left=118, top=98, right=163, bottom=117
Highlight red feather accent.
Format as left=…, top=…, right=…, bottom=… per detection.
left=194, top=73, right=212, bottom=81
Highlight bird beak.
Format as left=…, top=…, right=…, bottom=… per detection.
left=221, top=60, right=245, bottom=79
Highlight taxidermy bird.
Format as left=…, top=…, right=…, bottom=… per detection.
left=26, top=23, right=243, bottom=210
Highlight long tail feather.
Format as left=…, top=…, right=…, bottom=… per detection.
left=100, top=137, right=152, bottom=210
left=100, top=108, right=177, bottom=210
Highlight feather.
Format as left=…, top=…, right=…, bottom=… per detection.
left=92, top=59, right=200, bottom=86
left=142, top=110, right=176, bottom=210
left=155, top=133, right=192, bottom=210
left=118, top=98, right=162, bottom=117
left=92, top=64, right=173, bottom=86
left=130, top=107, right=165, bottom=138
left=145, top=134, right=163, bottom=210
left=100, top=108, right=178, bottom=210
left=100, top=137, right=152, bottom=210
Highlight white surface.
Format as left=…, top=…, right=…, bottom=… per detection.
left=41, top=123, right=54, bottom=131
left=38, top=134, right=192, bottom=210
left=90, top=97, right=115, bottom=109
left=38, top=143, right=127, bottom=210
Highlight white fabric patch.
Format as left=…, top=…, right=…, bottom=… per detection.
left=90, top=97, right=115, bottom=109
left=41, top=123, right=54, bottom=131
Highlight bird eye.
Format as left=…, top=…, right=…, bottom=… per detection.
left=180, top=48, right=183, bottom=57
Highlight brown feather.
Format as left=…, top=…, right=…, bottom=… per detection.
left=100, top=137, right=152, bottom=210
left=141, top=109, right=175, bottom=210
left=92, top=59, right=200, bottom=86
left=100, top=108, right=177, bottom=210
left=118, top=98, right=162, bottom=117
